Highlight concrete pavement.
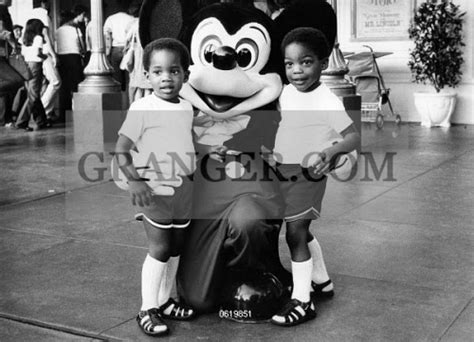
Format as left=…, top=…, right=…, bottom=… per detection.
left=0, top=122, right=473, bottom=341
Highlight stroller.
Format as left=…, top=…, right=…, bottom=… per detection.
left=345, top=45, right=401, bottom=129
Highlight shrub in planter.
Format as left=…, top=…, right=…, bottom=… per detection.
left=408, top=0, right=465, bottom=93
left=408, top=0, right=466, bottom=126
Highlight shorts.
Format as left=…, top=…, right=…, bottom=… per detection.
left=136, top=175, right=193, bottom=229
left=276, top=164, right=327, bottom=222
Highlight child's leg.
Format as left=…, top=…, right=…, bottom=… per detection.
left=141, top=217, right=172, bottom=311
left=158, top=224, right=186, bottom=306
left=271, top=218, right=316, bottom=327
left=286, top=219, right=313, bottom=303
left=157, top=221, right=195, bottom=320
left=307, top=232, right=333, bottom=292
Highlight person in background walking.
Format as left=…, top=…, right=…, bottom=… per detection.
left=121, top=2, right=153, bottom=103
left=0, top=3, right=19, bottom=127
left=15, top=19, right=50, bottom=131
left=29, top=0, right=61, bottom=122
left=55, top=6, right=87, bottom=122
left=103, top=4, right=135, bottom=91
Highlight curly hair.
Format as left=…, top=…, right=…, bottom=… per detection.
left=142, top=38, right=190, bottom=71
left=281, top=27, right=330, bottom=60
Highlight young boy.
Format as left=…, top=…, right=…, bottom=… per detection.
left=114, top=38, right=196, bottom=336
left=270, top=28, right=360, bottom=327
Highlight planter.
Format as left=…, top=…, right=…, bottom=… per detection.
left=413, top=92, right=457, bottom=128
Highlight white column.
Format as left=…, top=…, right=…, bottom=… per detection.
left=78, top=0, right=120, bottom=93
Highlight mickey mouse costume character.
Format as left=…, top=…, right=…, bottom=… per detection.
left=138, top=0, right=338, bottom=317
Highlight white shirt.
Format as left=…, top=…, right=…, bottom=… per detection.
left=103, top=12, right=135, bottom=47
left=56, top=25, right=82, bottom=55
left=274, top=83, right=353, bottom=164
left=118, top=95, right=196, bottom=178
left=21, top=35, right=44, bottom=62
left=29, top=7, right=51, bottom=28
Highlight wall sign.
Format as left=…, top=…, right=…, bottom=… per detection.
left=351, top=0, right=414, bottom=41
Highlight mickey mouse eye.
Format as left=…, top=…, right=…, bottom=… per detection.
left=235, top=40, right=258, bottom=70
left=237, top=48, right=251, bottom=68
left=200, top=37, right=221, bottom=66
left=204, top=44, right=215, bottom=64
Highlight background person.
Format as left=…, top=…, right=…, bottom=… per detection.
left=29, top=0, right=61, bottom=122
left=103, top=4, right=135, bottom=91
left=121, top=3, right=152, bottom=103
left=12, top=24, right=22, bottom=41
left=15, top=18, right=50, bottom=131
left=0, top=4, right=19, bottom=127
left=55, top=6, right=87, bottom=122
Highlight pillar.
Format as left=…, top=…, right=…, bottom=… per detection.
left=73, top=0, right=126, bottom=146
left=322, top=0, right=361, bottom=151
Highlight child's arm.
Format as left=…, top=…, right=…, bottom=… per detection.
left=313, top=124, right=361, bottom=175
left=115, top=134, right=153, bottom=207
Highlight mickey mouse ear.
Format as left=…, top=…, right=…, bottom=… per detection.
left=274, top=0, right=337, bottom=49
left=138, top=0, right=184, bottom=48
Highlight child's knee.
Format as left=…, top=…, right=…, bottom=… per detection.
left=148, top=242, right=172, bottom=261
left=286, top=222, right=309, bottom=249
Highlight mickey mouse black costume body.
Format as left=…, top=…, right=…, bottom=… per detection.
left=139, top=0, right=337, bottom=314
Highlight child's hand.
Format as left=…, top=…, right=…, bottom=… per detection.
left=309, top=151, right=330, bottom=175
left=208, top=145, right=228, bottom=162
left=261, top=145, right=277, bottom=167
left=128, top=180, right=153, bottom=207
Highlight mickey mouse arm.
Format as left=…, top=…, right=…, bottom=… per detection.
left=180, top=73, right=282, bottom=121
left=220, top=73, right=282, bottom=118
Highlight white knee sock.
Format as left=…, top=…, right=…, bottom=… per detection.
left=308, top=236, right=332, bottom=287
left=141, top=254, right=167, bottom=311
left=291, top=258, right=313, bottom=303
left=158, top=256, right=180, bottom=307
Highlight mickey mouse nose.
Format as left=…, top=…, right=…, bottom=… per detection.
left=212, top=46, right=237, bottom=70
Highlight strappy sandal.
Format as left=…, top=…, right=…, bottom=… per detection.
left=270, top=299, right=316, bottom=327
left=311, top=279, right=334, bottom=299
left=159, top=298, right=196, bottom=320
left=136, top=308, right=169, bottom=336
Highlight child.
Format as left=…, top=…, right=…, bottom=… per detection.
left=270, top=27, right=360, bottom=327
left=114, top=38, right=196, bottom=336
left=15, top=18, right=50, bottom=131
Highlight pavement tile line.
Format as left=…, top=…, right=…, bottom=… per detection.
left=0, top=226, right=148, bottom=250
left=0, top=181, right=110, bottom=210
left=98, top=317, right=135, bottom=336
left=339, top=148, right=474, bottom=218
left=0, top=312, right=111, bottom=341
left=437, top=297, right=474, bottom=342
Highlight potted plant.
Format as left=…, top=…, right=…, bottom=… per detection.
left=408, top=0, right=465, bottom=127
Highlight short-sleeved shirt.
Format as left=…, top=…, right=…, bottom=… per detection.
left=29, top=7, right=51, bottom=28
left=274, top=83, right=353, bottom=164
left=118, top=94, right=196, bottom=180
left=21, top=35, right=43, bottom=62
left=56, top=25, right=83, bottom=55
left=103, top=12, right=135, bottom=47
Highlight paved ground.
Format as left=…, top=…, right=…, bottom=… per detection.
left=0, top=122, right=473, bottom=341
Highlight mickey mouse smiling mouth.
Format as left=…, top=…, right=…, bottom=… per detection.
left=179, top=16, right=282, bottom=120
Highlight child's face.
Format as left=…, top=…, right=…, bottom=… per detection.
left=145, top=49, right=189, bottom=102
left=284, top=42, right=328, bottom=92
left=13, top=28, right=22, bottom=40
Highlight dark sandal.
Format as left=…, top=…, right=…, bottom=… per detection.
left=159, top=298, right=196, bottom=320
left=311, top=279, right=334, bottom=299
left=136, top=308, right=169, bottom=336
left=270, top=299, right=316, bottom=327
